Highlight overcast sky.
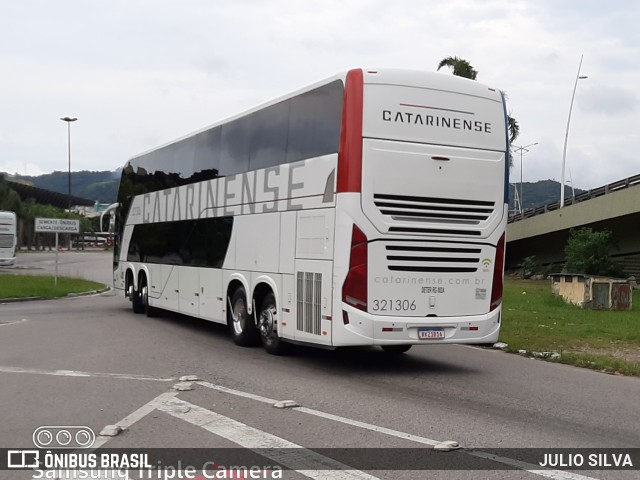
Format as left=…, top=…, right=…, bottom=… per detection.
left=1, top=0, right=638, bottom=190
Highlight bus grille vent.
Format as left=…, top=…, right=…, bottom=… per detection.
left=296, top=272, right=322, bottom=335
left=374, top=194, right=495, bottom=230
left=385, top=243, right=480, bottom=273
left=0, top=234, right=14, bottom=249
left=388, top=227, right=482, bottom=236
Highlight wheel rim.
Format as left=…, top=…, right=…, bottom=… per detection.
left=232, top=298, right=247, bottom=335
left=141, top=285, right=148, bottom=307
left=259, top=304, right=277, bottom=340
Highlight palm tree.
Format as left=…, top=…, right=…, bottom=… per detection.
left=437, top=56, right=519, bottom=144
left=437, top=56, right=478, bottom=80
left=507, top=110, right=520, bottom=144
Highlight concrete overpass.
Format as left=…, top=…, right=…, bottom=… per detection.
left=506, top=174, right=640, bottom=276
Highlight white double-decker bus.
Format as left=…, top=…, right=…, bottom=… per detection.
left=0, top=211, right=17, bottom=266
left=113, top=68, right=509, bottom=354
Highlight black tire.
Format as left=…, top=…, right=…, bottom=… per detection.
left=142, top=281, right=158, bottom=317
left=132, top=276, right=146, bottom=314
left=381, top=345, right=412, bottom=354
left=258, top=292, right=288, bottom=355
left=228, top=286, right=259, bottom=346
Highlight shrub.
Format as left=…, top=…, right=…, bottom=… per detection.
left=564, top=228, right=622, bottom=276
left=518, top=256, right=539, bottom=279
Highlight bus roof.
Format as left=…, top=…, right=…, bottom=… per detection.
left=128, top=68, right=503, bottom=161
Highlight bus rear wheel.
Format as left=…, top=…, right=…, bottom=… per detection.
left=132, top=278, right=145, bottom=314
left=257, top=293, right=288, bottom=355
left=228, top=286, right=259, bottom=347
left=381, top=345, right=412, bottom=354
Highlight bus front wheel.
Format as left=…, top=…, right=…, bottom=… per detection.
left=228, top=286, right=259, bottom=347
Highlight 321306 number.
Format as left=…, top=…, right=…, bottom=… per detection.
left=371, top=299, right=416, bottom=312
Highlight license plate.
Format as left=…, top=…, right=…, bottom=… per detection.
left=418, top=328, right=445, bottom=340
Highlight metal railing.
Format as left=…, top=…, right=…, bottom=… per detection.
left=508, top=174, right=640, bottom=224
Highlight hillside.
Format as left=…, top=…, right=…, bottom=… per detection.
left=8, top=170, right=120, bottom=204
left=509, top=179, right=585, bottom=211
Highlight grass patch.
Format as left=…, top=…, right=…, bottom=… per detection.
left=500, top=278, right=640, bottom=375
left=0, top=274, right=107, bottom=300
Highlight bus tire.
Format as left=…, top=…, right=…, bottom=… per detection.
left=258, top=292, right=288, bottom=355
left=141, top=282, right=158, bottom=317
left=132, top=278, right=146, bottom=314
left=228, top=286, right=259, bottom=347
left=381, top=345, right=412, bottom=354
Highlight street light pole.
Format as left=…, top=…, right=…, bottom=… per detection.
left=512, top=142, right=538, bottom=213
left=560, top=55, right=588, bottom=208
left=60, top=117, right=77, bottom=210
left=60, top=116, right=77, bottom=250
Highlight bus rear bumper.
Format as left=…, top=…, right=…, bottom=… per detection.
left=334, top=305, right=501, bottom=346
left=0, top=257, right=16, bottom=266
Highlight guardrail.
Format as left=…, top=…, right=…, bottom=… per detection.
left=508, top=174, right=640, bottom=224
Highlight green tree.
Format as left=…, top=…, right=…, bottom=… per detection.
left=564, top=228, right=622, bottom=276
left=0, top=174, right=22, bottom=213
left=437, top=56, right=519, bottom=144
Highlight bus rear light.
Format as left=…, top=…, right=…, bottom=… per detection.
left=490, top=233, right=506, bottom=311
left=342, top=224, right=368, bottom=311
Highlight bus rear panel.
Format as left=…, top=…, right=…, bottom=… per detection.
left=333, top=69, right=507, bottom=346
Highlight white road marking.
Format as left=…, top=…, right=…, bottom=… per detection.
left=0, top=365, right=175, bottom=382
left=16, top=373, right=602, bottom=480
left=196, top=380, right=446, bottom=446
left=157, top=396, right=380, bottom=480
left=76, top=388, right=380, bottom=480
left=196, top=380, right=601, bottom=480
left=196, top=380, right=279, bottom=404
left=0, top=318, right=28, bottom=326
left=91, top=391, right=179, bottom=449
left=32, top=391, right=180, bottom=479
left=294, top=406, right=442, bottom=446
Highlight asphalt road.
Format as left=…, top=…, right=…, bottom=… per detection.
left=1, top=251, right=639, bottom=479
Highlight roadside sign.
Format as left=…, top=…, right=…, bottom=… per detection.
left=35, top=218, right=80, bottom=233
left=34, top=218, right=81, bottom=285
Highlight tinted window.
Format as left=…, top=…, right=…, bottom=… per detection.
left=220, top=118, right=251, bottom=176
left=248, top=100, right=290, bottom=171
left=192, top=127, right=221, bottom=179
left=286, top=80, right=343, bottom=163
left=127, top=217, right=233, bottom=268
